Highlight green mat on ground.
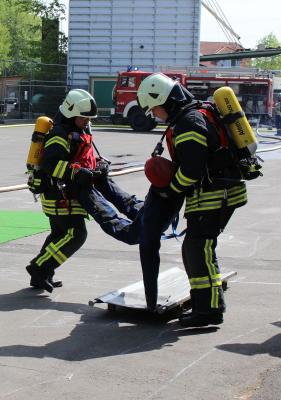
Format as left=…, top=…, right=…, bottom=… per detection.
left=0, top=210, right=50, bottom=244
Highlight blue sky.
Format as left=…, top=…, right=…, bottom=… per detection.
left=200, top=0, right=281, bottom=48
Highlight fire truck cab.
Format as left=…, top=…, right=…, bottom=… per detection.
left=112, top=67, right=273, bottom=131
left=111, top=70, right=186, bottom=131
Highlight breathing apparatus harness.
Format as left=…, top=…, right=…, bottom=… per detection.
left=151, top=100, right=263, bottom=183
left=149, top=100, right=263, bottom=238
left=26, top=118, right=110, bottom=205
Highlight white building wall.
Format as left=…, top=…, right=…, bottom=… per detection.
left=68, top=0, right=201, bottom=88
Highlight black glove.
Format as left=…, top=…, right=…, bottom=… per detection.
left=95, top=158, right=110, bottom=177
left=239, top=157, right=263, bottom=180
left=73, top=167, right=94, bottom=186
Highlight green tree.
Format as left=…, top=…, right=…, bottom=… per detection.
left=253, top=33, right=281, bottom=70
left=27, top=0, right=67, bottom=64
left=0, top=0, right=42, bottom=75
left=0, top=0, right=67, bottom=76
left=28, top=0, right=65, bottom=19
left=0, top=2, right=10, bottom=61
left=0, top=23, right=10, bottom=61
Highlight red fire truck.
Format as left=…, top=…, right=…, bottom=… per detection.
left=111, top=67, right=273, bottom=131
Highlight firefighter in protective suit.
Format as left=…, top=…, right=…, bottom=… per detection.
left=137, top=73, right=248, bottom=327
left=26, top=89, right=143, bottom=292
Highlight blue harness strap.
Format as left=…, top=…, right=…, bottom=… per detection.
left=161, top=213, right=186, bottom=240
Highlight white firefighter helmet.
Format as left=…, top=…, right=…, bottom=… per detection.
left=137, top=73, right=177, bottom=115
left=59, top=89, right=97, bottom=118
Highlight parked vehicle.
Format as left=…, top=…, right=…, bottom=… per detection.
left=111, top=67, right=274, bottom=131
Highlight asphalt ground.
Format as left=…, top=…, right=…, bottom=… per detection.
left=0, top=124, right=281, bottom=400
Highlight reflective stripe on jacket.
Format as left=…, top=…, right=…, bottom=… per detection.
left=40, top=195, right=88, bottom=216
left=185, top=184, right=247, bottom=214
left=168, top=107, right=247, bottom=215
left=41, top=122, right=96, bottom=217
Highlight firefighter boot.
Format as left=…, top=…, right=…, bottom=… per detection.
left=179, top=311, right=223, bottom=328
left=48, top=271, right=63, bottom=288
left=26, top=264, right=53, bottom=293
left=30, top=271, right=62, bottom=289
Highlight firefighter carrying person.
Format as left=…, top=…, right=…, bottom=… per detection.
left=26, top=89, right=144, bottom=292
left=137, top=73, right=248, bottom=328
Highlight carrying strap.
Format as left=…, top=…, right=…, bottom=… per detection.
left=221, top=111, right=244, bottom=125
left=161, top=213, right=186, bottom=240
left=151, top=101, right=226, bottom=157
left=150, top=103, right=197, bottom=157
left=92, top=140, right=111, bottom=165
left=198, top=106, right=229, bottom=148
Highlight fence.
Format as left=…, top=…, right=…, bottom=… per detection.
left=0, top=60, right=67, bottom=121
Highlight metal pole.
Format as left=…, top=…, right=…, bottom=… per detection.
left=3, top=60, right=7, bottom=120
left=28, top=62, right=32, bottom=118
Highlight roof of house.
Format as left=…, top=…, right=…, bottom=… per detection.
left=200, top=41, right=244, bottom=55
left=199, top=41, right=249, bottom=67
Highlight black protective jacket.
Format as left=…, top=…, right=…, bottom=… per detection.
left=39, top=113, right=95, bottom=217
left=168, top=107, right=247, bottom=215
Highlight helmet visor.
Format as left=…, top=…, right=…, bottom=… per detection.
left=79, top=99, right=97, bottom=118
left=137, top=93, right=158, bottom=115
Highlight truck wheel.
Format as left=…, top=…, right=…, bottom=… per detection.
left=129, top=108, right=157, bottom=132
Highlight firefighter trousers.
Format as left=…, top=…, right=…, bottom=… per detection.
left=30, top=214, right=88, bottom=274
left=78, top=177, right=144, bottom=245
left=182, top=207, right=235, bottom=315
left=139, top=187, right=185, bottom=309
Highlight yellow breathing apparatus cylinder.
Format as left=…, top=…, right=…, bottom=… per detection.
left=213, top=86, right=257, bottom=156
left=26, top=116, right=53, bottom=170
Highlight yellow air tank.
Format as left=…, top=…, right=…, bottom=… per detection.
left=213, top=86, right=257, bottom=156
left=26, top=116, right=53, bottom=170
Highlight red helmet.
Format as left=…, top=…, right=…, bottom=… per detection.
left=144, top=156, right=176, bottom=188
